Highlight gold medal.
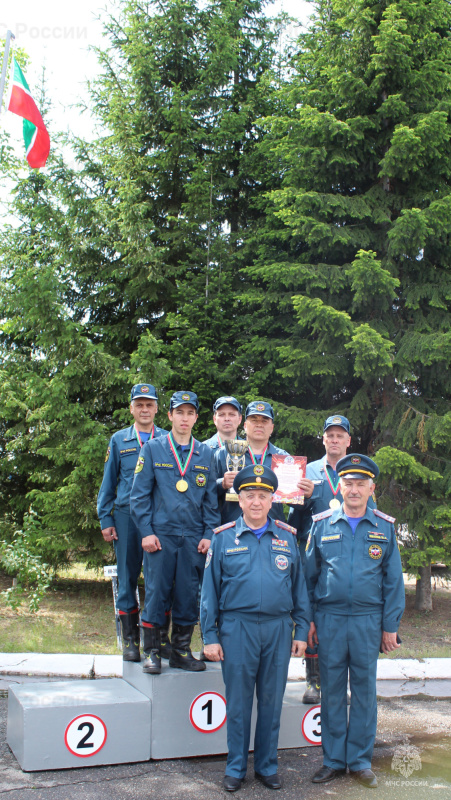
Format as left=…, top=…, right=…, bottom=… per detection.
left=329, top=498, right=340, bottom=510
left=176, top=478, right=189, bottom=492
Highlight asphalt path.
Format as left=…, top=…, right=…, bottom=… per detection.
left=0, top=679, right=450, bottom=800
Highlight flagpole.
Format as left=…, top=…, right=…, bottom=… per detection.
left=0, top=30, right=15, bottom=115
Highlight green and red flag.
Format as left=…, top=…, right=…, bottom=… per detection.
left=7, top=57, right=50, bottom=168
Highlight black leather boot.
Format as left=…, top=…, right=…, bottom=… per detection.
left=142, top=625, right=161, bottom=674
left=169, top=623, right=206, bottom=671
left=120, top=610, right=141, bottom=662
left=160, top=612, right=172, bottom=660
left=303, top=655, right=321, bottom=703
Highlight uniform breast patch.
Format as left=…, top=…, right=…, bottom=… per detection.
left=134, top=456, right=145, bottom=474
left=321, top=534, right=342, bottom=542
left=194, top=465, right=210, bottom=471
left=271, top=545, right=291, bottom=554
left=369, top=544, right=383, bottom=559
left=226, top=546, right=249, bottom=555
left=154, top=462, right=174, bottom=468
left=196, top=473, right=207, bottom=487
left=205, top=548, right=213, bottom=568
left=275, top=554, right=289, bottom=570
left=368, top=533, right=388, bottom=541
left=120, top=447, right=138, bottom=455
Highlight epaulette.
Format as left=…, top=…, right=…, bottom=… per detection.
left=213, top=521, right=236, bottom=534
left=274, top=519, right=297, bottom=535
left=312, top=509, right=333, bottom=522
left=373, top=509, right=396, bottom=524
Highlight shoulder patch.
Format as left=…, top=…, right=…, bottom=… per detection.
left=373, top=509, right=396, bottom=524
left=274, top=519, right=297, bottom=535
left=213, top=521, right=237, bottom=534
left=312, top=509, right=333, bottom=522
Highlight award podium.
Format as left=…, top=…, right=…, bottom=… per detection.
left=7, top=659, right=319, bottom=771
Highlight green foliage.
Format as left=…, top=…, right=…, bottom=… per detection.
left=238, top=0, right=451, bottom=573
left=1, top=0, right=450, bottom=594
left=0, top=0, right=287, bottom=562
left=0, top=514, right=52, bottom=612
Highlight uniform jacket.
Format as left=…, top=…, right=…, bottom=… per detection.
left=97, top=423, right=168, bottom=529
left=288, top=456, right=376, bottom=544
left=215, top=441, right=288, bottom=524
left=200, top=516, right=311, bottom=645
left=130, top=435, right=220, bottom=540
left=304, top=504, right=405, bottom=632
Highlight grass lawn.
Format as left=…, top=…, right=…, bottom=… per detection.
left=0, top=569, right=449, bottom=658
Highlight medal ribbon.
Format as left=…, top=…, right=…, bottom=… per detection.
left=134, top=423, right=154, bottom=448
left=248, top=444, right=268, bottom=465
left=324, top=461, right=340, bottom=495
left=217, top=433, right=223, bottom=448
left=168, top=432, right=195, bottom=477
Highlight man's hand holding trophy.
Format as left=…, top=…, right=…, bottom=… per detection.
left=222, top=439, right=249, bottom=501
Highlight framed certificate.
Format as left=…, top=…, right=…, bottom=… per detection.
left=271, top=454, right=307, bottom=504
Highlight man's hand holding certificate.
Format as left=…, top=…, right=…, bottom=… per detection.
left=271, top=455, right=307, bottom=504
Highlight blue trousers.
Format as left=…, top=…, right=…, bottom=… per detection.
left=113, top=509, right=143, bottom=612
left=219, top=614, right=292, bottom=779
left=316, top=611, right=382, bottom=771
left=142, top=534, right=205, bottom=627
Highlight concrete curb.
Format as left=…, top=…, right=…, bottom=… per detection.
left=1, top=653, right=451, bottom=681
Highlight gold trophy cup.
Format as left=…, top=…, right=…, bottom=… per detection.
left=224, top=439, right=248, bottom=501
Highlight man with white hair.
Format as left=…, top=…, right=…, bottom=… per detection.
left=304, top=454, right=404, bottom=789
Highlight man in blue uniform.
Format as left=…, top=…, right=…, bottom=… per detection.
left=201, top=465, right=310, bottom=792
left=304, top=454, right=405, bottom=789
left=204, top=396, right=243, bottom=451
left=215, top=401, right=288, bottom=525
left=97, top=384, right=168, bottom=661
left=288, top=415, right=357, bottom=702
left=130, top=391, right=220, bottom=674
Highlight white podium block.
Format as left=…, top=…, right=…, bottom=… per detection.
left=122, top=660, right=318, bottom=759
left=7, top=678, right=151, bottom=771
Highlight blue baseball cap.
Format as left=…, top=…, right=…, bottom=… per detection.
left=131, top=384, right=158, bottom=401
left=245, top=401, right=274, bottom=421
left=169, top=391, right=199, bottom=411
left=323, top=415, right=350, bottom=433
left=233, top=464, right=278, bottom=493
left=213, top=396, right=242, bottom=413
left=336, top=454, right=379, bottom=480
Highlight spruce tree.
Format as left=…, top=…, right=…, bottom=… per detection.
left=242, top=0, right=451, bottom=605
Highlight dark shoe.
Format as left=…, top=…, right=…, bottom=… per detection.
left=142, top=625, right=161, bottom=674
left=223, top=775, right=242, bottom=792
left=303, top=656, right=321, bottom=703
left=312, top=766, right=346, bottom=783
left=120, top=610, right=140, bottom=662
left=169, top=623, right=206, bottom=672
left=350, top=768, right=378, bottom=788
left=160, top=612, right=172, bottom=659
left=255, top=772, right=282, bottom=789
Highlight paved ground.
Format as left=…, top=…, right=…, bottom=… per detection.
left=0, top=676, right=450, bottom=799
